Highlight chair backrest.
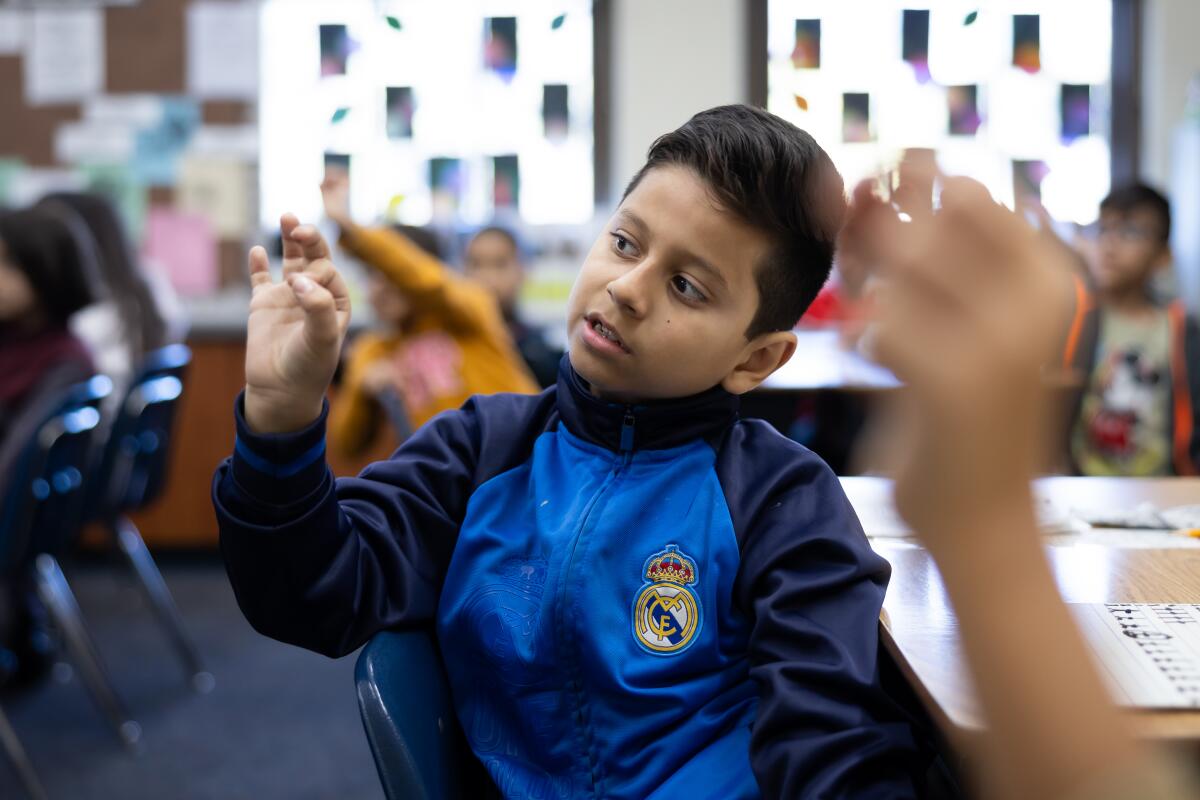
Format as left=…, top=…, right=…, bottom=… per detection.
left=0, top=376, right=110, bottom=571
left=89, top=344, right=191, bottom=519
left=355, top=630, right=492, bottom=800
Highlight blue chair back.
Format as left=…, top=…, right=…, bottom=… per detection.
left=0, top=376, right=110, bottom=572
left=355, top=630, right=493, bottom=800
left=88, top=344, right=190, bottom=520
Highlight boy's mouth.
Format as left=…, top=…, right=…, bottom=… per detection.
left=583, top=313, right=632, bottom=354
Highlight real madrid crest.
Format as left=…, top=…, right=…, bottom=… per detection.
left=632, top=545, right=702, bottom=655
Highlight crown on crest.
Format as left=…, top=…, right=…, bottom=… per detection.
left=645, top=545, right=697, bottom=586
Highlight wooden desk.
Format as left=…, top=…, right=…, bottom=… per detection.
left=841, top=476, right=1200, bottom=743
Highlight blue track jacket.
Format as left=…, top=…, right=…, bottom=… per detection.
left=213, top=359, right=921, bottom=798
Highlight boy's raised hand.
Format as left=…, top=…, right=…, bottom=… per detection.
left=243, top=214, right=351, bottom=434
left=845, top=170, right=1071, bottom=545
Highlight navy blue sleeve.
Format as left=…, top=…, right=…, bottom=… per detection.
left=213, top=391, right=485, bottom=658
left=717, top=421, right=921, bottom=799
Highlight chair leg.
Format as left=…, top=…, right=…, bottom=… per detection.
left=0, top=703, right=48, bottom=800
left=33, top=554, right=143, bottom=754
left=112, top=516, right=214, bottom=694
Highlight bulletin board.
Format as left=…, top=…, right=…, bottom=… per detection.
left=0, top=0, right=260, bottom=291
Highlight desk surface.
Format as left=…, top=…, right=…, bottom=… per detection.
left=760, top=330, right=900, bottom=391
left=840, top=476, right=1200, bottom=742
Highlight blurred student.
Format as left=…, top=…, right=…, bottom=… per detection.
left=319, top=171, right=538, bottom=458
left=844, top=172, right=1199, bottom=800
left=38, top=192, right=185, bottom=402
left=464, top=225, right=563, bottom=387
left=0, top=206, right=98, bottom=685
left=1070, top=184, right=1199, bottom=476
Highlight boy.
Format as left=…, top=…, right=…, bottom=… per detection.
left=319, top=173, right=539, bottom=458
left=464, top=225, right=564, bottom=388
left=214, top=105, right=925, bottom=798
left=1070, top=184, right=1199, bottom=476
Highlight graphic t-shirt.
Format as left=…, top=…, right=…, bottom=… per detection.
left=1072, top=308, right=1172, bottom=476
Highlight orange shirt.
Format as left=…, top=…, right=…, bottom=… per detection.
left=329, top=225, right=539, bottom=458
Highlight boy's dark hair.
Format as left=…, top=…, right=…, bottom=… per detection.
left=0, top=207, right=98, bottom=325
left=391, top=224, right=444, bottom=261
left=1100, top=183, right=1171, bottom=243
left=622, top=104, right=846, bottom=338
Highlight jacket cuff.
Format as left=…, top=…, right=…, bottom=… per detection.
left=231, top=391, right=329, bottom=505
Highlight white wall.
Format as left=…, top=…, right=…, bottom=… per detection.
left=1140, top=0, right=1200, bottom=189
left=1142, top=1, right=1200, bottom=312
left=607, top=0, right=748, bottom=203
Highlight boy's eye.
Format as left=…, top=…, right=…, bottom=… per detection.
left=671, top=275, right=706, bottom=302
left=612, top=233, right=638, bottom=257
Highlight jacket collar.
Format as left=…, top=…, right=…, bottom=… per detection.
left=555, top=356, right=740, bottom=452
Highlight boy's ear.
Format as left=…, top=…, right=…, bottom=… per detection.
left=721, top=331, right=797, bottom=395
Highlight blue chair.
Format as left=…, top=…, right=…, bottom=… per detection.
left=0, top=376, right=143, bottom=753
left=0, top=702, right=47, bottom=800
left=354, top=630, right=495, bottom=800
left=85, top=344, right=212, bottom=693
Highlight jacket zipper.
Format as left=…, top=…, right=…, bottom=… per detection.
left=555, top=408, right=636, bottom=796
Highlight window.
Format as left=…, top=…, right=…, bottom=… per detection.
left=766, top=0, right=1113, bottom=223
left=259, top=0, right=595, bottom=228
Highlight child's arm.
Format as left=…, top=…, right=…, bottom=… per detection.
left=846, top=173, right=1199, bottom=799
left=728, top=446, right=922, bottom=799
left=215, top=216, right=482, bottom=657
left=321, top=173, right=503, bottom=336
left=214, top=394, right=483, bottom=657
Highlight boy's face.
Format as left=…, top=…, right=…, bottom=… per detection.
left=566, top=165, right=794, bottom=402
left=1092, top=207, right=1170, bottom=295
left=464, top=231, right=524, bottom=312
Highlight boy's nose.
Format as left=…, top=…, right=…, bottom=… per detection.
left=606, top=264, right=651, bottom=319
left=604, top=263, right=652, bottom=321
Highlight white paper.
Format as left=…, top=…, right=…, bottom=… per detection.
left=0, top=10, right=27, bottom=55
left=188, top=125, right=259, bottom=160
left=54, top=122, right=137, bottom=164
left=178, top=156, right=254, bottom=238
left=84, top=95, right=164, bottom=127
left=1072, top=603, right=1200, bottom=709
left=186, top=1, right=259, bottom=99
left=25, top=9, right=104, bottom=105
left=4, top=168, right=86, bottom=207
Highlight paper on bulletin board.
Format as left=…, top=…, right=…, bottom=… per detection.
left=84, top=95, right=164, bottom=127
left=3, top=168, right=86, bottom=208
left=187, top=1, right=259, bottom=99
left=25, top=9, right=104, bottom=105
left=80, top=163, right=147, bottom=242
left=0, top=10, right=26, bottom=55
left=178, top=157, right=254, bottom=238
left=132, top=98, right=201, bottom=186
left=0, top=160, right=24, bottom=205
left=189, top=125, right=259, bottom=160
left=143, top=208, right=219, bottom=297
left=54, top=122, right=137, bottom=165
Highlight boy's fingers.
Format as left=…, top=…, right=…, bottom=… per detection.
left=247, top=246, right=272, bottom=289
left=297, top=256, right=352, bottom=312
left=288, top=274, right=340, bottom=348
left=280, top=213, right=303, bottom=260
left=289, top=224, right=332, bottom=262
